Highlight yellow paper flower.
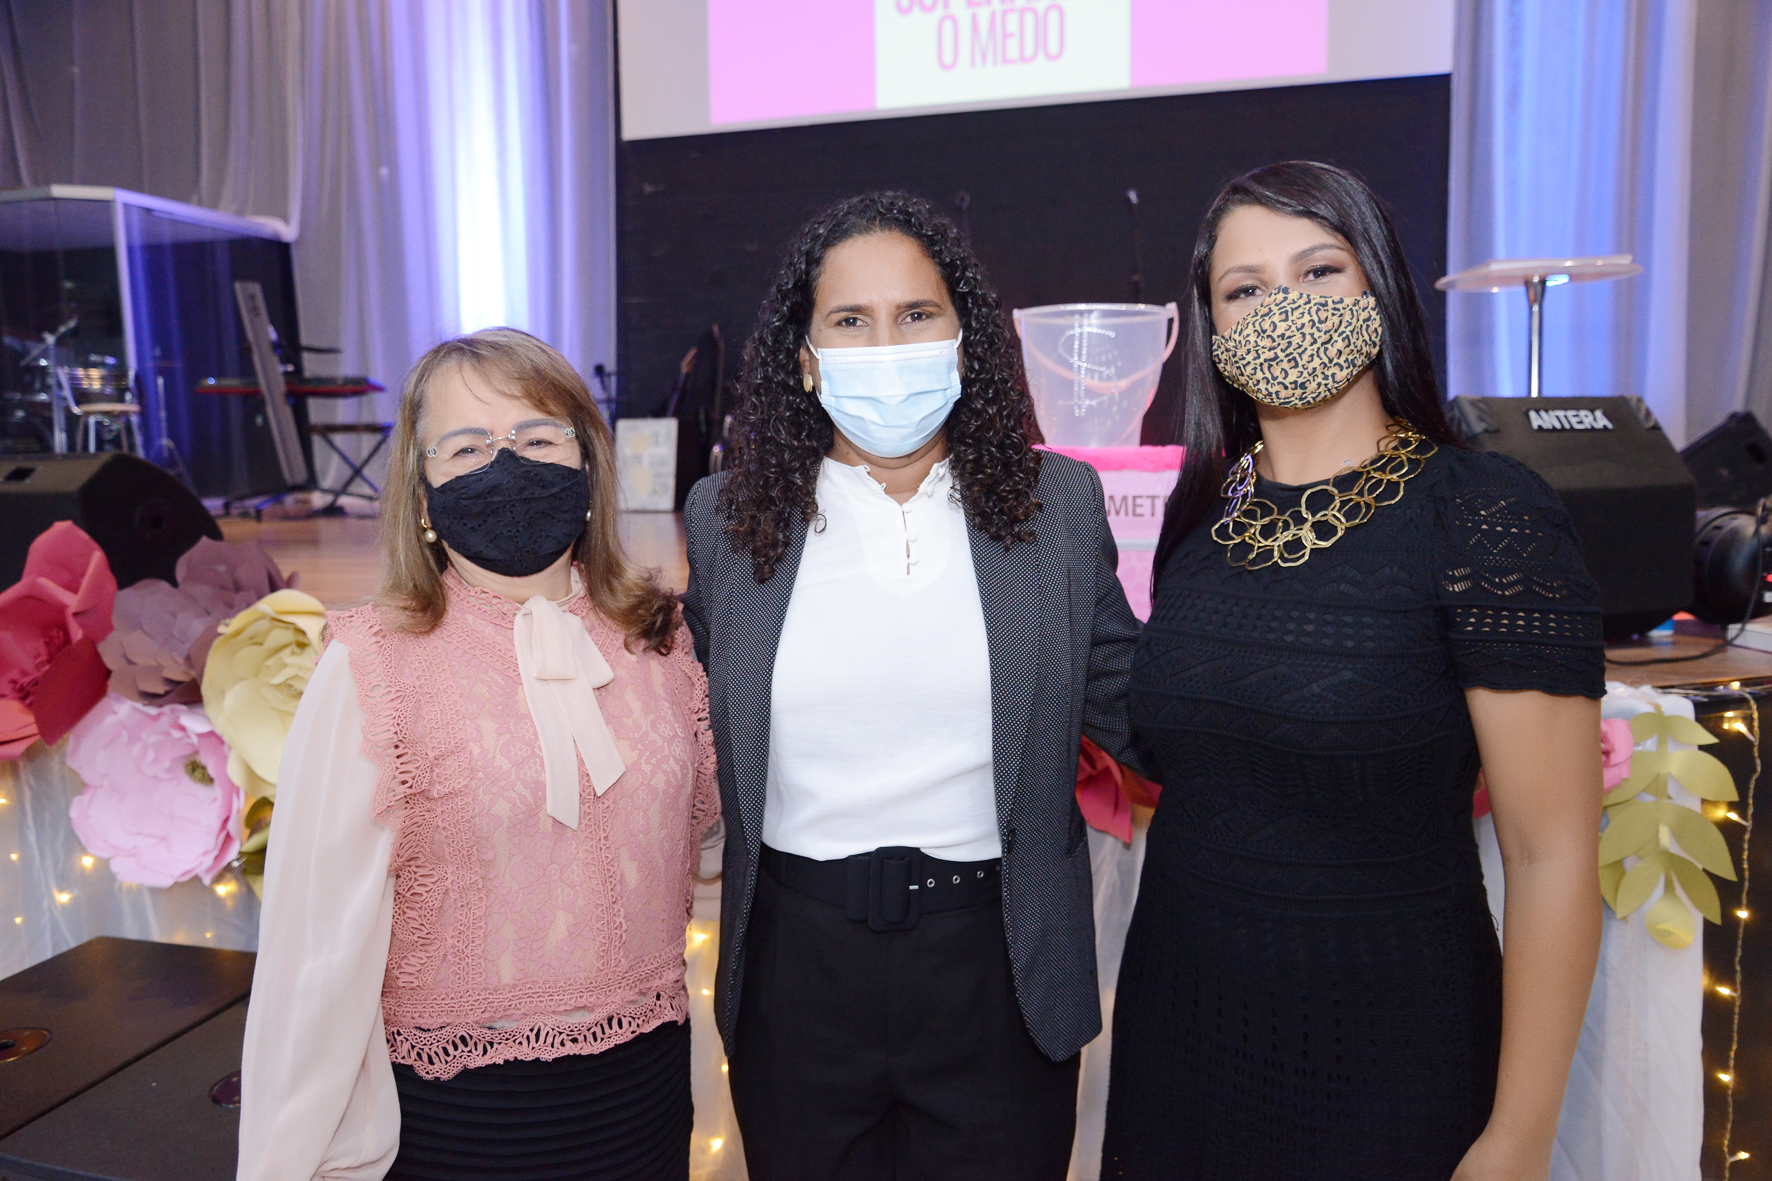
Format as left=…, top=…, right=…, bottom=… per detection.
left=200, top=589, right=325, bottom=803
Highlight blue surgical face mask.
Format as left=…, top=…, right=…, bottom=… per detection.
left=808, top=333, right=963, bottom=459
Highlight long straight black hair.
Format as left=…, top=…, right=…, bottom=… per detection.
left=1151, top=161, right=1461, bottom=583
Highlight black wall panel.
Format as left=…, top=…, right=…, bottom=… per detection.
left=617, top=74, right=1451, bottom=439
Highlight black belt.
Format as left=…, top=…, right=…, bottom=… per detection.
left=760, top=844, right=1001, bottom=931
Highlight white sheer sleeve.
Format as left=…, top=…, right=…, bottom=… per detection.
left=237, top=641, right=399, bottom=1181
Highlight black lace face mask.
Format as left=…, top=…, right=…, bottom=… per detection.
left=425, top=448, right=591, bottom=577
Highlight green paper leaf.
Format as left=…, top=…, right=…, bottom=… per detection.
left=1613, top=858, right=1664, bottom=918
left=1604, top=770, right=1665, bottom=809
left=1630, top=712, right=1665, bottom=745
left=1646, top=889, right=1696, bottom=949
left=1664, top=750, right=1739, bottom=802
left=1659, top=715, right=1720, bottom=746
left=1662, top=806, right=1739, bottom=881
left=1598, top=801, right=1662, bottom=865
left=1667, top=853, right=1723, bottom=924
left=1618, top=752, right=1670, bottom=786
left=1599, top=861, right=1627, bottom=910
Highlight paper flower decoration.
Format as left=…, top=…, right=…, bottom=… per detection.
left=98, top=538, right=296, bottom=705
left=1599, top=717, right=1634, bottom=793
left=1076, top=735, right=1162, bottom=844
left=1598, top=707, right=1739, bottom=950
left=0, top=522, right=117, bottom=759
left=200, top=589, right=326, bottom=801
left=65, top=694, right=243, bottom=886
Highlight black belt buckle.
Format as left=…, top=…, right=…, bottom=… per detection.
left=864, top=846, right=922, bottom=932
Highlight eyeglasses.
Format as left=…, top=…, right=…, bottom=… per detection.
left=423, top=418, right=578, bottom=482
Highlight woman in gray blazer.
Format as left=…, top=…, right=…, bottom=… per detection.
left=681, top=190, right=1153, bottom=1181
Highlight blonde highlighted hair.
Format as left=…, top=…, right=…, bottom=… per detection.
left=381, top=327, right=678, bottom=652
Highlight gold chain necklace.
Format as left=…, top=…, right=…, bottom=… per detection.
left=1210, top=422, right=1436, bottom=569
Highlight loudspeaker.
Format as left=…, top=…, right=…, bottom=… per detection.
left=1448, top=396, right=1696, bottom=639
left=0, top=1001, right=246, bottom=1181
left=0, top=938, right=254, bottom=1181
left=1680, top=410, right=1772, bottom=509
left=0, top=455, right=222, bottom=591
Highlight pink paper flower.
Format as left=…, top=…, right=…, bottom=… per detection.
left=66, top=694, right=243, bottom=887
left=0, top=522, right=116, bottom=759
left=98, top=538, right=296, bottom=705
left=1600, top=717, right=1635, bottom=793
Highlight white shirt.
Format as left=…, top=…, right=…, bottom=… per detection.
left=764, top=457, right=999, bottom=862
left=236, top=641, right=400, bottom=1181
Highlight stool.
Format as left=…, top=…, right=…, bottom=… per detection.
left=310, top=420, right=393, bottom=513
left=76, top=402, right=144, bottom=456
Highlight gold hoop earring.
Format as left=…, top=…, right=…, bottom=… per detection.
left=802, top=371, right=814, bottom=393
left=420, top=516, right=438, bottom=545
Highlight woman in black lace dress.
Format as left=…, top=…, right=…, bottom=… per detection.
left=1102, top=163, right=1604, bottom=1180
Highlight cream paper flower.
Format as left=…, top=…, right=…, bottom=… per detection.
left=200, top=589, right=326, bottom=803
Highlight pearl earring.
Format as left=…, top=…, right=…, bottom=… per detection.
left=802, top=371, right=814, bottom=393
left=420, top=516, right=437, bottom=544
left=585, top=509, right=593, bottom=521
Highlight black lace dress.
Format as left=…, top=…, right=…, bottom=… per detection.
left=1102, top=447, right=1605, bottom=1180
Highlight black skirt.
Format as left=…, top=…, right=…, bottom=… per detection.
left=386, top=1018, right=692, bottom=1181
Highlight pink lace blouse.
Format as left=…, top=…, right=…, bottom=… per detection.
left=237, top=571, right=717, bottom=1180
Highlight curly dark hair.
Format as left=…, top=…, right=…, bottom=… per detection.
left=718, top=191, right=1043, bottom=582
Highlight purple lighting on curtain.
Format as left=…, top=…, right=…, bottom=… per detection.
left=420, top=1, right=550, bottom=334
left=1448, top=0, right=1694, bottom=440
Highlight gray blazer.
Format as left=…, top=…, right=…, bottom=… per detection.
left=681, top=451, right=1153, bottom=1062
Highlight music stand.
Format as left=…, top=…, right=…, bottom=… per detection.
left=232, top=281, right=311, bottom=486
left=1436, top=256, right=1643, bottom=398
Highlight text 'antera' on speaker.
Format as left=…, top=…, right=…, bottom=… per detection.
left=0, top=454, right=221, bottom=591
left=1448, top=395, right=1696, bottom=639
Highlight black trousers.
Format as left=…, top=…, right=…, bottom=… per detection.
left=729, top=855, right=1080, bottom=1180
left=386, top=1019, right=691, bottom=1181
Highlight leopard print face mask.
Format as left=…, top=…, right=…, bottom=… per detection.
left=1210, top=287, right=1383, bottom=409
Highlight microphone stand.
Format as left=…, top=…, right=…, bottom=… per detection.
left=1126, top=189, right=1145, bottom=304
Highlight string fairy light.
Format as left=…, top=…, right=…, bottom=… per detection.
left=1669, top=685, right=1760, bottom=1179
left=1718, top=691, right=1757, bottom=1179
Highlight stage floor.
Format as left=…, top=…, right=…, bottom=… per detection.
left=217, top=509, right=690, bottom=609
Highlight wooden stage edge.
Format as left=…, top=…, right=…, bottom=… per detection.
left=1605, top=632, right=1772, bottom=691
left=219, top=504, right=1772, bottom=691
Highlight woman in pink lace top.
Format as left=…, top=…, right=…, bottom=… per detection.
left=237, top=329, right=719, bottom=1181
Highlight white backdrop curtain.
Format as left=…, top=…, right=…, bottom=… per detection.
left=1447, top=0, right=1697, bottom=438
left=297, top=0, right=618, bottom=437
left=1685, top=0, right=1772, bottom=439
left=0, top=0, right=619, bottom=487
left=0, top=0, right=301, bottom=228
left=1449, top=0, right=1772, bottom=446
